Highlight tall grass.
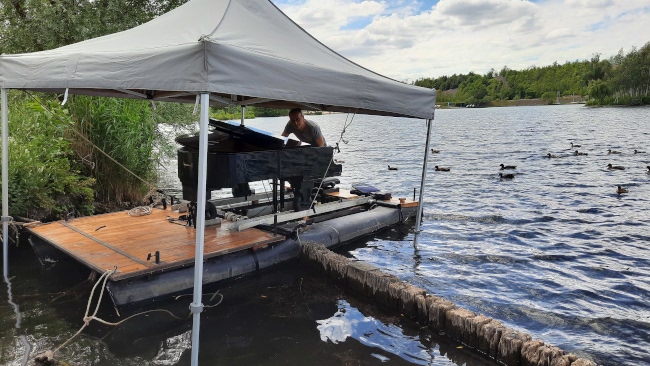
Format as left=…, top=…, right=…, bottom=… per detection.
left=0, top=92, right=196, bottom=221
left=1, top=92, right=94, bottom=220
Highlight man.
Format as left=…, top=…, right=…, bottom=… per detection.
left=281, top=108, right=326, bottom=147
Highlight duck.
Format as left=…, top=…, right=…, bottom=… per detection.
left=571, top=142, right=581, bottom=148
left=574, top=150, right=588, bottom=156
left=616, top=186, right=628, bottom=195
left=434, top=166, right=450, bottom=171
left=499, top=173, right=515, bottom=179
left=388, top=165, right=398, bottom=170
left=608, top=149, right=621, bottom=154
left=546, top=153, right=558, bottom=158
left=334, top=159, right=345, bottom=163
left=430, top=149, right=440, bottom=154
left=634, top=149, right=646, bottom=154
left=500, top=163, right=516, bottom=170
left=607, top=164, right=625, bottom=170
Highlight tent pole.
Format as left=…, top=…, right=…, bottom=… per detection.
left=240, top=105, right=246, bottom=126
left=190, top=92, right=210, bottom=366
left=415, top=118, right=433, bottom=233
left=1, top=89, right=10, bottom=278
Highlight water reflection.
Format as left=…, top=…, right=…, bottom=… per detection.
left=317, top=300, right=432, bottom=364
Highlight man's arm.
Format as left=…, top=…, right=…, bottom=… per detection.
left=314, top=136, right=325, bottom=147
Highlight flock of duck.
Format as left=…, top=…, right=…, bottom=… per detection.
left=387, top=145, right=647, bottom=195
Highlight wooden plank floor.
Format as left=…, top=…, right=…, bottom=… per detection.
left=28, top=208, right=284, bottom=280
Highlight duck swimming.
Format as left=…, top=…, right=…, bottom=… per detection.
left=500, top=164, right=516, bottom=170
left=608, top=149, right=621, bottom=154
left=574, top=150, right=588, bottom=156
left=607, top=164, right=625, bottom=170
left=388, top=165, right=398, bottom=170
left=430, top=149, right=440, bottom=154
left=499, top=173, right=515, bottom=179
left=546, top=153, right=558, bottom=158
left=571, top=142, right=581, bottom=148
left=434, top=166, right=450, bottom=171
left=634, top=149, right=646, bottom=154
left=616, top=186, right=628, bottom=195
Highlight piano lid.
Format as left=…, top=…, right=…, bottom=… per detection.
left=176, top=119, right=308, bottom=152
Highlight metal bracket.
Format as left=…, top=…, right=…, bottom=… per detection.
left=1, top=216, right=13, bottom=222
left=189, top=302, right=204, bottom=314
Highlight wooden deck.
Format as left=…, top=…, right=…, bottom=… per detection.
left=325, top=189, right=419, bottom=208
left=28, top=208, right=284, bottom=280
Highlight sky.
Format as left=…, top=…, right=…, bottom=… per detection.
left=273, top=0, right=650, bottom=81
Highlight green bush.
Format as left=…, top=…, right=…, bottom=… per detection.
left=2, top=92, right=94, bottom=220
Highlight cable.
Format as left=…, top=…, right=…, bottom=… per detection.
left=307, top=108, right=358, bottom=212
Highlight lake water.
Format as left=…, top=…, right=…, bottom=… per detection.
left=3, top=104, right=649, bottom=365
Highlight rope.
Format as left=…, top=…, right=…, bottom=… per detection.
left=34, top=268, right=223, bottom=363
left=128, top=206, right=153, bottom=217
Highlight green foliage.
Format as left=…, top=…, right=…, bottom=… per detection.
left=1, top=92, right=95, bottom=220
left=541, top=91, right=557, bottom=104
left=0, top=0, right=190, bottom=54
left=415, top=44, right=649, bottom=106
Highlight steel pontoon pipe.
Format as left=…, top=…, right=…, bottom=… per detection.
left=2, top=89, right=9, bottom=278
left=190, top=92, right=210, bottom=366
left=415, top=118, right=433, bottom=233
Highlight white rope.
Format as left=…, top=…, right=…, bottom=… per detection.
left=34, top=268, right=224, bottom=363
left=128, top=206, right=152, bottom=217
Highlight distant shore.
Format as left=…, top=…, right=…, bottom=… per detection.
left=436, top=96, right=587, bottom=109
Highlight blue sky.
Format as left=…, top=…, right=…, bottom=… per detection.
left=273, top=0, right=650, bottom=80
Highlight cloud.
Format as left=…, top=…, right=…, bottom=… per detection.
left=434, top=0, right=540, bottom=29
left=565, top=0, right=614, bottom=8
left=274, top=0, right=650, bottom=80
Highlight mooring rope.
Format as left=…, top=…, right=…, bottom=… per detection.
left=34, top=268, right=224, bottom=363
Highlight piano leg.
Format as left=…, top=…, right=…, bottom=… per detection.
left=280, top=180, right=285, bottom=211
left=272, top=179, right=278, bottom=214
left=287, top=177, right=302, bottom=212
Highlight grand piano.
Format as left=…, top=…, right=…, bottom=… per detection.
left=176, top=119, right=342, bottom=211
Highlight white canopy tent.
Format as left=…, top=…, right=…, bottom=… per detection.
left=0, top=0, right=436, bottom=363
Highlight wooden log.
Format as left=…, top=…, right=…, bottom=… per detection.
left=415, top=294, right=428, bottom=325
left=477, top=319, right=506, bottom=359
left=387, top=281, right=408, bottom=311
left=426, top=295, right=456, bottom=331
left=468, top=314, right=492, bottom=349
left=399, top=284, right=426, bottom=319
left=445, top=308, right=476, bottom=343
left=522, top=340, right=545, bottom=366
left=346, top=261, right=380, bottom=294
left=323, top=251, right=350, bottom=281
left=497, top=328, right=532, bottom=366
left=366, top=270, right=400, bottom=307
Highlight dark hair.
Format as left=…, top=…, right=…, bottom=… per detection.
left=289, top=108, right=302, bottom=115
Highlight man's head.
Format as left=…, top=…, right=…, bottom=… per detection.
left=288, top=108, right=305, bottom=130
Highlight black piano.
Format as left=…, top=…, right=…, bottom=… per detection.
left=177, top=119, right=342, bottom=210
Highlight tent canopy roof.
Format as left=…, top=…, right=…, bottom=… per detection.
left=0, top=0, right=436, bottom=119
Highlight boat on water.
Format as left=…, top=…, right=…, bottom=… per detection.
left=27, top=119, right=420, bottom=306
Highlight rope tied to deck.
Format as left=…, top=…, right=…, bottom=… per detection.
left=32, top=268, right=225, bottom=364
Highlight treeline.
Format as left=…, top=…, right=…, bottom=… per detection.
left=414, top=42, right=650, bottom=106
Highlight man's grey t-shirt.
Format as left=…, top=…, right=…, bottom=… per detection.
left=282, top=119, right=326, bottom=146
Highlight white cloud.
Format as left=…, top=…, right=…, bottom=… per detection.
left=274, top=0, right=650, bottom=80
left=565, top=0, right=614, bottom=8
